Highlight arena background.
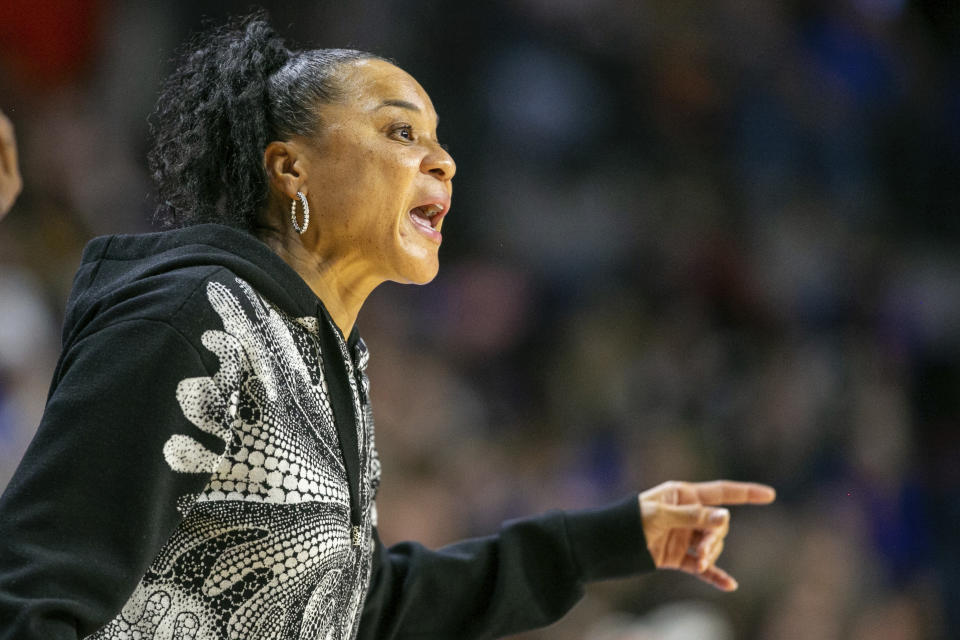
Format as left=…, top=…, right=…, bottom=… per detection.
left=1, top=1, right=958, bottom=638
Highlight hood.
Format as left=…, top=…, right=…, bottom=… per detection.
left=61, top=223, right=355, bottom=352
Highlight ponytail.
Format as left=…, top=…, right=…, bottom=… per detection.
left=148, top=12, right=379, bottom=231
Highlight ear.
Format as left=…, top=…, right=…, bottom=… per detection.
left=264, top=141, right=308, bottom=199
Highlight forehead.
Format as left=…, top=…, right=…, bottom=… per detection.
left=335, top=59, right=437, bottom=119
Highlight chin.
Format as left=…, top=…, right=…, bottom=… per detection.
left=409, top=266, right=440, bottom=285
left=397, top=257, right=440, bottom=285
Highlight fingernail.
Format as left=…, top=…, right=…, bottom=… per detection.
left=710, top=509, right=728, bottom=525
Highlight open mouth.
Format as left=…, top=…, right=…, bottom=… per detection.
left=408, top=203, right=445, bottom=232
left=409, top=203, right=444, bottom=228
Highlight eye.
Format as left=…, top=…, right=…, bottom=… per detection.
left=390, top=124, right=414, bottom=142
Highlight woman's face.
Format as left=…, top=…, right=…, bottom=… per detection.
left=297, top=59, right=456, bottom=286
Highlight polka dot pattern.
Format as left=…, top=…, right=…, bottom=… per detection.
left=90, top=278, right=380, bottom=640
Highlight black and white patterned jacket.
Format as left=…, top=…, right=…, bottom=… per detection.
left=0, top=224, right=653, bottom=640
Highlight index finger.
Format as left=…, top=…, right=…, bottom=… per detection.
left=690, top=480, right=776, bottom=506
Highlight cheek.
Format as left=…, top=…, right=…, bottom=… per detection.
left=365, top=152, right=420, bottom=228
left=312, top=138, right=421, bottom=250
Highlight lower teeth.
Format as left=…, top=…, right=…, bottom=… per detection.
left=411, top=212, right=432, bottom=229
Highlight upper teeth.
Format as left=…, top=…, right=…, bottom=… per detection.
left=421, top=204, right=442, bottom=217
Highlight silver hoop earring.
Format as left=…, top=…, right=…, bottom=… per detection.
left=291, top=191, right=310, bottom=234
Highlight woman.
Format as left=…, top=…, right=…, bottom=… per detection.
left=0, top=14, right=775, bottom=640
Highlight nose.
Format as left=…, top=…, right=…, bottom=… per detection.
left=422, top=142, right=456, bottom=181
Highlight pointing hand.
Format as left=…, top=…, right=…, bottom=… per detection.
left=639, top=480, right=776, bottom=591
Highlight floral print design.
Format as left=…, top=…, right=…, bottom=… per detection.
left=88, top=278, right=379, bottom=640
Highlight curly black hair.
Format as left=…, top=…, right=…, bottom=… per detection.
left=148, top=12, right=382, bottom=230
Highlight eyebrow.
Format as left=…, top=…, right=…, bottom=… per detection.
left=374, top=99, right=439, bottom=125
left=376, top=99, right=421, bottom=112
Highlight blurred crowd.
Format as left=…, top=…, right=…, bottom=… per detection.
left=1, top=1, right=958, bottom=638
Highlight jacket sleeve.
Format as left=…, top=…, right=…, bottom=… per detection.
left=0, top=319, right=226, bottom=640
left=357, top=494, right=656, bottom=640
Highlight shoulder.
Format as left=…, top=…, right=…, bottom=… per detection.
left=63, top=261, right=264, bottom=358
left=63, top=225, right=291, bottom=347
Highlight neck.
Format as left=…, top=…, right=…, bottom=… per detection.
left=257, top=228, right=381, bottom=338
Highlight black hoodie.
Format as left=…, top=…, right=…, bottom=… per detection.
left=0, top=224, right=653, bottom=640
